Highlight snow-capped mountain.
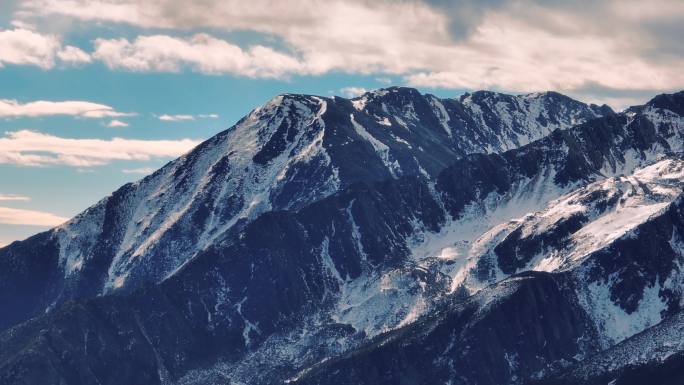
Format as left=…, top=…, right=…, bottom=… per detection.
left=1, top=88, right=684, bottom=385
left=0, top=87, right=609, bottom=331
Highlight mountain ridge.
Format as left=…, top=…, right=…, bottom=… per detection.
left=2, top=87, right=684, bottom=385
left=0, top=86, right=609, bottom=331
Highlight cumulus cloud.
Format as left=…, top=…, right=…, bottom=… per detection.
left=0, top=206, right=68, bottom=226
left=0, top=194, right=31, bottom=201
left=339, top=87, right=368, bottom=98
left=0, top=130, right=200, bottom=167
left=107, top=119, right=129, bottom=127
left=13, top=0, right=684, bottom=105
left=0, top=28, right=60, bottom=68
left=0, top=28, right=92, bottom=68
left=0, top=99, right=134, bottom=119
left=92, top=34, right=304, bottom=78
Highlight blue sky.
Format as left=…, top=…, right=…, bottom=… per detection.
left=1, top=0, right=683, bottom=245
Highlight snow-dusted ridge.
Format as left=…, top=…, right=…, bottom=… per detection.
left=4, top=88, right=684, bottom=385
left=466, top=159, right=684, bottom=276
left=54, top=94, right=336, bottom=293
left=432, top=159, right=684, bottom=345
left=11, top=86, right=611, bottom=302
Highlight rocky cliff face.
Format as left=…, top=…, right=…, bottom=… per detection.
left=2, top=89, right=684, bottom=385
left=289, top=272, right=599, bottom=385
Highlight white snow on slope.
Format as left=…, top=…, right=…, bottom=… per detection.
left=516, top=160, right=682, bottom=272
left=349, top=113, right=401, bottom=178
left=410, top=166, right=573, bottom=292
left=397, top=159, right=684, bottom=349
left=578, top=276, right=667, bottom=345
left=571, top=309, right=684, bottom=379
left=460, top=91, right=603, bottom=152
left=426, top=95, right=452, bottom=137
left=54, top=94, right=340, bottom=293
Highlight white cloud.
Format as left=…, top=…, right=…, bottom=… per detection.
left=0, top=130, right=200, bottom=167
left=57, top=45, right=91, bottom=64
left=339, top=87, right=368, bottom=98
left=158, top=113, right=219, bottom=121
left=0, top=28, right=92, bottom=68
left=0, top=99, right=134, bottom=118
left=107, top=119, right=129, bottom=127
left=13, top=0, right=684, bottom=105
left=0, top=28, right=60, bottom=68
left=122, top=167, right=155, bottom=174
left=401, top=11, right=684, bottom=96
left=0, top=194, right=31, bottom=201
left=0, top=206, right=68, bottom=226
left=93, top=34, right=304, bottom=78
left=10, top=20, right=36, bottom=30
left=158, top=114, right=193, bottom=121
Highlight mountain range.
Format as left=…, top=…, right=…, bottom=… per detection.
left=1, top=86, right=684, bottom=385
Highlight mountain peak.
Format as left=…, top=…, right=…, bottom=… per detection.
left=647, top=90, right=684, bottom=115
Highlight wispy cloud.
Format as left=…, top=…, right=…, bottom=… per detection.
left=158, top=113, right=219, bottom=121
left=122, top=167, right=155, bottom=174
left=339, top=87, right=368, bottom=98
left=0, top=130, right=200, bottom=167
left=158, top=114, right=194, bottom=121
left=107, top=119, right=129, bottom=127
left=9, top=19, right=35, bottom=30
left=0, top=194, right=31, bottom=201
left=0, top=206, right=68, bottom=226
left=0, top=99, right=134, bottom=118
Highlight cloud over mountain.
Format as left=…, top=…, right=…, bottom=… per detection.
left=9, top=0, right=684, bottom=107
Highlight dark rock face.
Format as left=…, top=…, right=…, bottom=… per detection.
left=494, top=212, right=586, bottom=275
left=530, top=310, right=684, bottom=385
left=1, top=89, right=684, bottom=385
left=581, top=198, right=684, bottom=315
left=0, top=232, right=61, bottom=331
left=292, top=272, right=600, bottom=385
left=647, top=91, right=684, bottom=116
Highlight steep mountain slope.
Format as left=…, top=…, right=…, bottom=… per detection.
left=0, top=87, right=609, bottom=332
left=448, top=159, right=684, bottom=346
left=289, top=159, right=684, bottom=385
left=290, top=272, right=600, bottom=385
left=533, top=310, right=684, bottom=385
left=1, top=89, right=683, bottom=385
